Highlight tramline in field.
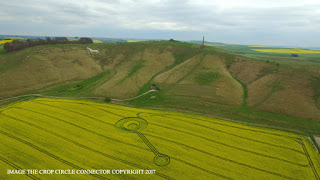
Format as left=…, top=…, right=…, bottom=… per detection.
left=0, top=98, right=319, bottom=179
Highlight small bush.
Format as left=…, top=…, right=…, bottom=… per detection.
left=104, top=97, right=111, bottom=103
left=151, top=84, right=160, bottom=90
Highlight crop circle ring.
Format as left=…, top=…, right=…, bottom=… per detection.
left=115, top=117, right=148, bottom=133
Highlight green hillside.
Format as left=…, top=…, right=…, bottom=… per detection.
left=0, top=42, right=320, bottom=136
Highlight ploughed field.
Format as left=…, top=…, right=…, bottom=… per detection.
left=0, top=98, right=319, bottom=179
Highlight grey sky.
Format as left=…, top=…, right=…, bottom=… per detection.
left=1, top=0, right=320, bottom=47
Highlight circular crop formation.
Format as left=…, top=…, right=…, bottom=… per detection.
left=115, top=116, right=170, bottom=166
left=115, top=117, right=148, bottom=133
left=154, top=154, right=170, bottom=166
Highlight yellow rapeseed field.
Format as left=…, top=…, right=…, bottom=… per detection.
left=0, top=40, right=13, bottom=44
left=126, top=39, right=143, bottom=42
left=205, top=44, right=225, bottom=46
left=251, top=48, right=320, bottom=54
left=0, top=98, right=319, bottom=179
left=93, top=40, right=103, bottom=43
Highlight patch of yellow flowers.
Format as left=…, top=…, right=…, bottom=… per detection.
left=0, top=40, right=13, bottom=44
left=126, top=39, right=142, bottom=42
left=251, top=48, right=320, bottom=54
left=93, top=40, right=103, bottom=43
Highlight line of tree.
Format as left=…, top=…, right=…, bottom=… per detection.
left=4, top=37, right=93, bottom=52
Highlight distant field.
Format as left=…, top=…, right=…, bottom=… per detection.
left=248, top=46, right=273, bottom=48
left=3, top=37, right=25, bottom=40
left=251, top=48, right=320, bottom=54
left=205, top=44, right=225, bottom=46
left=0, top=98, right=319, bottom=179
left=93, top=40, right=103, bottom=43
left=213, top=44, right=320, bottom=63
left=126, top=39, right=144, bottom=42
left=0, top=40, right=13, bottom=44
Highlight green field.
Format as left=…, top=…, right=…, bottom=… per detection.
left=213, top=44, right=320, bottom=62
left=0, top=98, right=319, bottom=179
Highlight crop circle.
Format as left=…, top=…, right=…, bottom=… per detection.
left=153, top=154, right=170, bottom=166
left=115, top=117, right=148, bottom=133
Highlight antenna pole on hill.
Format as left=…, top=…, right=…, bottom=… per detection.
left=200, top=36, right=205, bottom=49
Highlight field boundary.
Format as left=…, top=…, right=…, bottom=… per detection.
left=0, top=90, right=156, bottom=103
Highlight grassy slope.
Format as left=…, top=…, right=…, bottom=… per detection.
left=214, top=45, right=320, bottom=122
left=0, top=44, right=103, bottom=98
left=0, top=98, right=319, bottom=179
left=128, top=43, right=320, bottom=135
left=1, top=42, right=320, bottom=135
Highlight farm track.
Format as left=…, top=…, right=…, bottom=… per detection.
left=0, top=130, right=109, bottom=180
left=0, top=155, right=41, bottom=180
left=11, top=100, right=307, bottom=178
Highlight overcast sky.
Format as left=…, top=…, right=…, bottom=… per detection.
left=1, top=0, right=320, bottom=47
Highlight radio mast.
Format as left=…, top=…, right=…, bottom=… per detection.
left=200, top=36, right=205, bottom=49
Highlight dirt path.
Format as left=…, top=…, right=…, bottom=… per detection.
left=112, top=90, right=156, bottom=101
